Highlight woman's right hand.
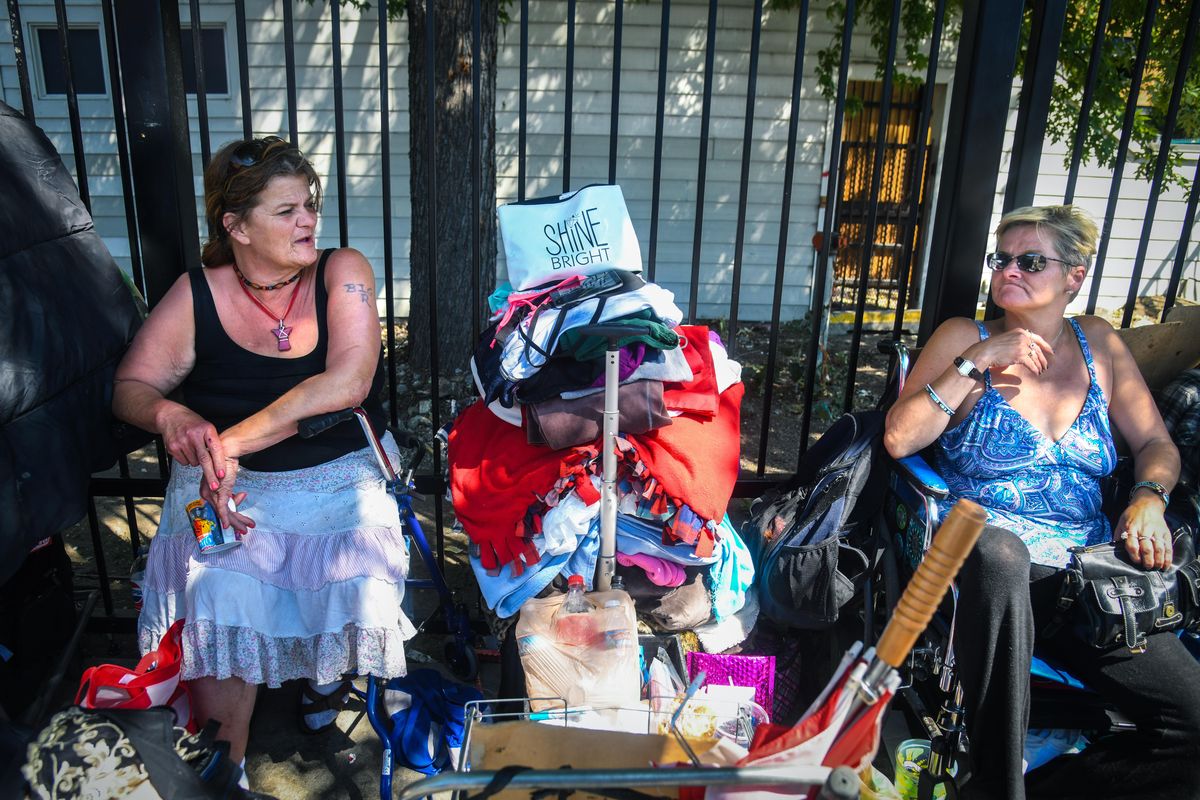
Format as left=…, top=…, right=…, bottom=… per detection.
left=965, top=326, right=1053, bottom=375
left=199, top=455, right=255, bottom=534
left=157, top=405, right=226, bottom=493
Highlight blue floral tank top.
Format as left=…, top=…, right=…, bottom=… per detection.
left=936, top=319, right=1117, bottom=567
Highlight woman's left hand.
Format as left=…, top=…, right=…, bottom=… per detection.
left=1116, top=496, right=1173, bottom=570
left=199, top=456, right=256, bottom=534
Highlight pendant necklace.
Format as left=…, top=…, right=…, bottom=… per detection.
left=238, top=270, right=303, bottom=351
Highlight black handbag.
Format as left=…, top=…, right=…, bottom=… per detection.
left=1054, top=525, right=1200, bottom=652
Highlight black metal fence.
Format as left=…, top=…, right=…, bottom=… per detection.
left=3, top=0, right=1198, bottom=626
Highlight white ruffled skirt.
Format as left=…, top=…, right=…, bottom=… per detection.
left=139, top=434, right=416, bottom=687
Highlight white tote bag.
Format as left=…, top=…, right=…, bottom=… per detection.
left=498, top=184, right=643, bottom=290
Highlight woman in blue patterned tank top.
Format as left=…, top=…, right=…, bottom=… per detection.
left=883, top=205, right=1198, bottom=800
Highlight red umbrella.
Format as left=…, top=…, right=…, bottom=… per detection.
left=710, top=499, right=986, bottom=799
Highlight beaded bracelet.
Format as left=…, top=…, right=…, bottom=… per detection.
left=1130, top=480, right=1170, bottom=508
left=925, top=383, right=955, bottom=416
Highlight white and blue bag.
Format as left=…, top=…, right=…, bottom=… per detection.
left=498, top=183, right=643, bottom=290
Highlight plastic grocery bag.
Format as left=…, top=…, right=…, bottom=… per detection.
left=516, top=589, right=640, bottom=712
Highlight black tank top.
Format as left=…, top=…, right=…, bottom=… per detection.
left=181, top=249, right=387, bottom=472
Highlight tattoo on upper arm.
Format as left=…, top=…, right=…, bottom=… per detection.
left=344, top=283, right=371, bottom=304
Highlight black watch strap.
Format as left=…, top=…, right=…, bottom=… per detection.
left=954, top=356, right=984, bottom=382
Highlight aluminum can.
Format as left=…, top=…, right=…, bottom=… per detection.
left=186, top=498, right=242, bottom=554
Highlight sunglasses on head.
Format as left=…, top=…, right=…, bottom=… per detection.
left=985, top=251, right=1076, bottom=273
left=229, top=137, right=302, bottom=170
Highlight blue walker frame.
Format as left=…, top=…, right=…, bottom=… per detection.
left=297, top=407, right=476, bottom=800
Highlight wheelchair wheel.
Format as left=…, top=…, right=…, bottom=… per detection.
left=444, top=638, right=478, bottom=682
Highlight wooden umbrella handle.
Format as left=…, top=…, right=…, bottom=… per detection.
left=875, top=499, right=986, bottom=669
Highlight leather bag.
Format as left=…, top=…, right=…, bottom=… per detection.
left=1056, top=526, right=1200, bottom=652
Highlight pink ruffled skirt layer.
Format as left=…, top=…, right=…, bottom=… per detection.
left=139, top=435, right=416, bottom=687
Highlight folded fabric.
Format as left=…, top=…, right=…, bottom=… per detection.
left=449, top=381, right=741, bottom=572
left=500, top=280, right=682, bottom=382
left=448, top=400, right=596, bottom=573
left=619, top=382, right=745, bottom=551
left=516, top=355, right=604, bottom=405
left=708, top=514, right=754, bottom=622
left=588, top=342, right=649, bottom=388
left=708, top=334, right=743, bottom=394
left=616, top=551, right=687, bottom=587
left=559, top=345, right=693, bottom=400
left=527, top=380, right=672, bottom=449
left=470, top=354, right=522, bottom=427
left=488, top=281, right=515, bottom=314
left=663, top=324, right=719, bottom=417
left=539, top=476, right=602, bottom=556
left=615, top=513, right=719, bottom=566
left=473, top=322, right=604, bottom=408
left=470, top=524, right=599, bottom=619
left=555, top=310, right=679, bottom=362
left=473, top=322, right=522, bottom=408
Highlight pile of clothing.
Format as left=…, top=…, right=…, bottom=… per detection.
left=447, top=268, right=755, bottom=639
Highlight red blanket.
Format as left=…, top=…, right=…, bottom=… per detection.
left=447, top=402, right=595, bottom=573
left=628, top=381, right=743, bottom=526
left=448, top=383, right=743, bottom=572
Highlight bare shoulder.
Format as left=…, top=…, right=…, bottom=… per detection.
left=143, top=270, right=196, bottom=325
left=1073, top=314, right=1116, bottom=338
left=322, top=247, right=374, bottom=284
left=927, top=316, right=984, bottom=349
left=1073, top=314, right=1124, bottom=357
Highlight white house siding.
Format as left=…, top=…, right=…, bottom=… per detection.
left=989, top=125, right=1200, bottom=316
left=1, top=0, right=1195, bottom=322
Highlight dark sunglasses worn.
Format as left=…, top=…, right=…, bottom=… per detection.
left=985, top=251, right=1076, bottom=273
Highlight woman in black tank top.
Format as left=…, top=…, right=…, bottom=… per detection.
left=112, top=137, right=407, bottom=774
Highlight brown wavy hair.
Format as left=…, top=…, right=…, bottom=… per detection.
left=200, top=136, right=322, bottom=267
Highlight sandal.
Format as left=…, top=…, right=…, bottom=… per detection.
left=298, top=678, right=352, bottom=735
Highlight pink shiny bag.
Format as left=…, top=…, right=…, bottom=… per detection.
left=686, top=652, right=775, bottom=712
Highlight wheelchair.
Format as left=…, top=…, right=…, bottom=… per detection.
left=866, top=338, right=1167, bottom=799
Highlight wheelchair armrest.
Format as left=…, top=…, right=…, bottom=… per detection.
left=893, top=453, right=950, bottom=500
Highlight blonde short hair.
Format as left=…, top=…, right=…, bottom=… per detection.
left=995, top=205, right=1099, bottom=271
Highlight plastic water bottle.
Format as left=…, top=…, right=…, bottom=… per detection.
left=601, top=598, right=635, bottom=650
left=553, top=574, right=597, bottom=647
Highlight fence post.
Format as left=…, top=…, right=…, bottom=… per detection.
left=917, top=0, right=1024, bottom=343
left=114, top=0, right=199, bottom=307
left=1003, top=0, right=1067, bottom=212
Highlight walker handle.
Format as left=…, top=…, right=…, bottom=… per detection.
left=297, top=408, right=426, bottom=475
left=297, top=408, right=357, bottom=439
left=875, top=499, right=986, bottom=669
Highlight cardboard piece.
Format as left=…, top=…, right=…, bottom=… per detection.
left=467, top=720, right=722, bottom=800
left=1116, top=314, right=1200, bottom=393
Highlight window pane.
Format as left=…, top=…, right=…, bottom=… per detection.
left=180, top=28, right=228, bottom=95
left=37, top=28, right=106, bottom=95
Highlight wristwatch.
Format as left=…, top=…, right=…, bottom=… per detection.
left=1130, top=480, right=1170, bottom=508
left=953, top=356, right=984, bottom=382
